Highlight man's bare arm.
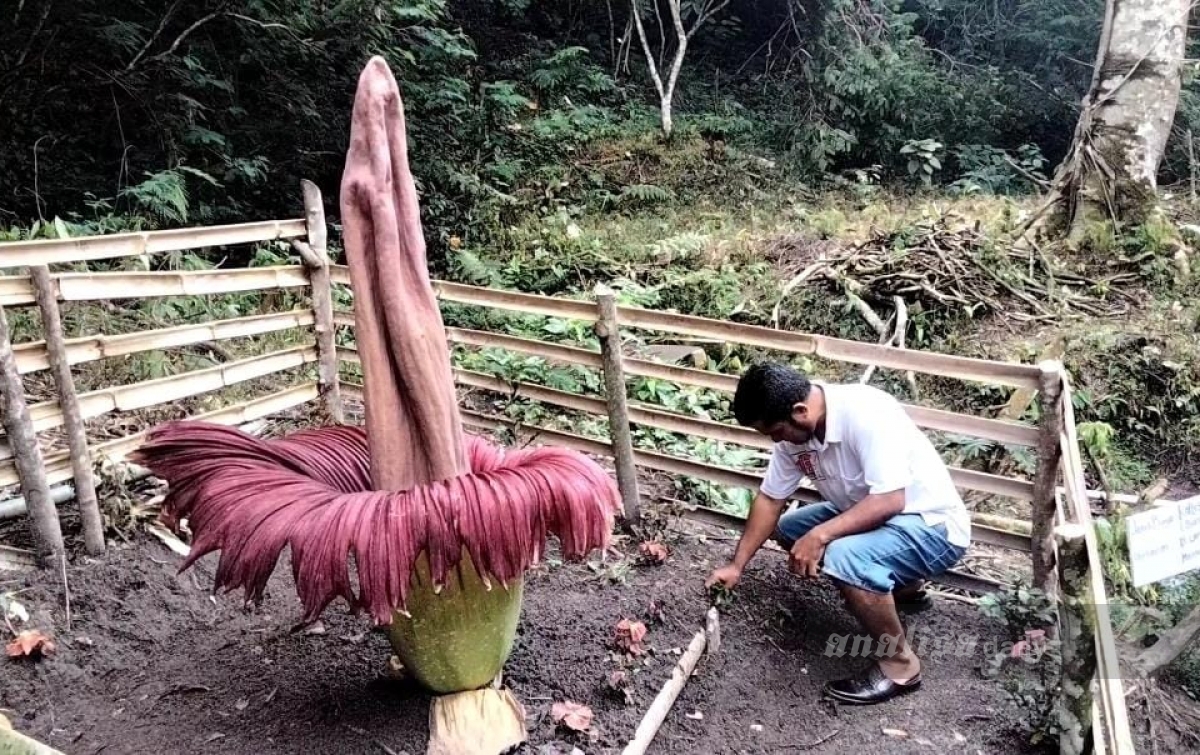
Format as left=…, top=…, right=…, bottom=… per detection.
left=811, top=489, right=905, bottom=545
left=732, top=491, right=787, bottom=568
left=705, top=491, right=787, bottom=589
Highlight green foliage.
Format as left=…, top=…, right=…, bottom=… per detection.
left=1068, top=336, right=1200, bottom=469
left=978, top=579, right=1065, bottom=746
left=529, top=47, right=616, bottom=99
left=899, top=139, right=943, bottom=186
left=949, top=144, right=1047, bottom=196
left=978, top=579, right=1058, bottom=638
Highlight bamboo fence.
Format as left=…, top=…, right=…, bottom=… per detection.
left=0, top=190, right=1135, bottom=754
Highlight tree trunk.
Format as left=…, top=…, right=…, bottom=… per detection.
left=1042, top=0, right=1191, bottom=241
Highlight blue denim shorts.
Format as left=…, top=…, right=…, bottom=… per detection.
left=774, top=502, right=966, bottom=594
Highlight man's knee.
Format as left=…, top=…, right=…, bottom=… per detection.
left=822, top=539, right=893, bottom=594
left=775, top=502, right=837, bottom=550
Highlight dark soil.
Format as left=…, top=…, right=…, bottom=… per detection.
left=0, top=522, right=1042, bottom=755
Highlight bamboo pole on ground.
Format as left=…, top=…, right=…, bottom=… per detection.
left=1030, top=360, right=1064, bottom=592
left=30, top=266, right=104, bottom=555
left=296, top=179, right=343, bottom=424
left=0, top=304, right=64, bottom=565
left=594, top=284, right=641, bottom=527
left=1054, top=522, right=1097, bottom=755
left=0, top=713, right=67, bottom=755
left=622, top=608, right=720, bottom=755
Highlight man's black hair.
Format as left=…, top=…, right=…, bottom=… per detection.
left=732, top=362, right=813, bottom=428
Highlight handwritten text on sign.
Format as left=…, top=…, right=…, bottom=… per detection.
left=1126, top=496, right=1200, bottom=587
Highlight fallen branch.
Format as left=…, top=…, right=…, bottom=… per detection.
left=1133, top=603, right=1200, bottom=678
left=763, top=216, right=1132, bottom=330
left=621, top=607, right=720, bottom=755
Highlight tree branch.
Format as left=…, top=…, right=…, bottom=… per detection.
left=1134, top=604, right=1200, bottom=677
left=630, top=0, right=666, bottom=98
left=124, top=0, right=183, bottom=72
left=662, top=0, right=688, bottom=104
left=688, top=0, right=731, bottom=39
left=143, top=10, right=224, bottom=67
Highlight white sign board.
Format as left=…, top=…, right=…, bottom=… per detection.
left=1126, top=495, right=1200, bottom=587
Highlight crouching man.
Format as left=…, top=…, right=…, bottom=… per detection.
left=704, top=362, right=970, bottom=705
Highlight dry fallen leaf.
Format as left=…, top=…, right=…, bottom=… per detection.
left=551, top=701, right=594, bottom=732
left=638, top=541, right=669, bottom=564
left=614, top=619, right=648, bottom=655
left=6, top=629, right=55, bottom=658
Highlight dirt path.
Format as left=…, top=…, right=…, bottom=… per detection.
left=1, top=526, right=1037, bottom=755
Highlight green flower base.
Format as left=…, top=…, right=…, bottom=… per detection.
left=386, top=552, right=524, bottom=694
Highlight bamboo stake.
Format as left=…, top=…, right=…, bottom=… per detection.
left=622, top=608, right=719, bottom=755
left=30, top=266, right=104, bottom=555
left=0, top=712, right=67, bottom=755
left=594, top=284, right=641, bottom=527
left=1055, top=522, right=1097, bottom=755
left=298, top=179, right=343, bottom=424
left=0, top=304, right=64, bottom=565
left=1030, top=360, right=1065, bottom=592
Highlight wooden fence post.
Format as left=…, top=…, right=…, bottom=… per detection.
left=0, top=304, right=65, bottom=565
left=594, top=284, right=641, bottom=527
left=1054, top=522, right=1097, bottom=755
left=296, top=179, right=344, bottom=424
left=1030, top=360, right=1064, bottom=592
left=30, top=266, right=105, bottom=555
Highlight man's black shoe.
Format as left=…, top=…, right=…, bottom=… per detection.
left=823, top=663, right=922, bottom=705
left=895, top=588, right=933, bottom=614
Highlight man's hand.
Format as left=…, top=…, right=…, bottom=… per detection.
left=788, top=529, right=829, bottom=578
left=705, top=563, right=743, bottom=590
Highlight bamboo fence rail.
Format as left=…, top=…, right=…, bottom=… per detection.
left=0, top=205, right=334, bottom=564
left=2, top=266, right=310, bottom=305
left=0, top=219, right=307, bottom=268
left=0, top=195, right=1136, bottom=755
left=13, top=310, right=315, bottom=375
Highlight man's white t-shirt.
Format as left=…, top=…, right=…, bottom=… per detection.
left=760, top=382, right=971, bottom=548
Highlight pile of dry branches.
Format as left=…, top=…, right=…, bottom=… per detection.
left=766, top=216, right=1139, bottom=330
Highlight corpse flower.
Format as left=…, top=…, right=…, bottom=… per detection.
left=131, top=57, right=620, bottom=703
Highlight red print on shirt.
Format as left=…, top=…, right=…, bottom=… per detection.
left=793, top=451, right=826, bottom=482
